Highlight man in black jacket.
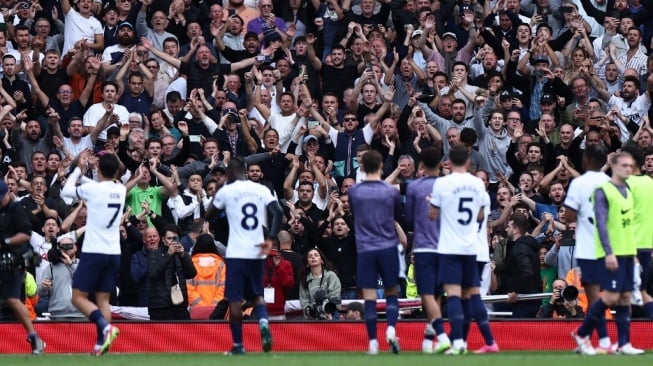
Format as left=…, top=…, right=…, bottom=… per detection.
left=502, top=214, right=543, bottom=318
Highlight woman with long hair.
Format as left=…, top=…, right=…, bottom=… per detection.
left=299, top=248, right=341, bottom=319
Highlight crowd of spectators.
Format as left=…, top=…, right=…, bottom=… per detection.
left=0, top=0, right=653, bottom=321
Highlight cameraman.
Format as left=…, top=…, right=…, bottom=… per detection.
left=37, top=237, right=84, bottom=320
left=537, top=279, right=584, bottom=319
left=299, top=248, right=341, bottom=320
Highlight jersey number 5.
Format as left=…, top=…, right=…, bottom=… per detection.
left=457, top=197, right=473, bottom=225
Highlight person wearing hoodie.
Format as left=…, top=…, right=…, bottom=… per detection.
left=502, top=214, right=544, bottom=318
left=472, top=108, right=513, bottom=185
left=186, top=234, right=226, bottom=312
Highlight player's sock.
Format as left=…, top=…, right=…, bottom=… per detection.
left=643, top=302, right=653, bottom=319
left=595, top=316, right=609, bottom=344
left=89, top=310, right=108, bottom=344
left=577, top=299, right=607, bottom=337
left=471, top=294, right=494, bottom=345
left=446, top=296, right=464, bottom=343
left=424, top=323, right=435, bottom=341
left=96, top=326, right=104, bottom=346
left=461, top=298, right=472, bottom=341
left=386, top=295, right=398, bottom=327
left=230, top=321, right=243, bottom=345
left=433, top=318, right=445, bottom=335
left=364, top=300, right=377, bottom=341
left=614, top=305, right=630, bottom=347
left=254, top=303, right=269, bottom=321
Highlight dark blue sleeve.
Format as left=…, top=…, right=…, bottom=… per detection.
left=593, top=188, right=613, bottom=256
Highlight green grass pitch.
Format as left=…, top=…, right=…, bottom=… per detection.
left=2, top=352, right=653, bottom=366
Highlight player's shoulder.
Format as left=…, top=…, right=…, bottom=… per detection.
left=407, top=176, right=435, bottom=192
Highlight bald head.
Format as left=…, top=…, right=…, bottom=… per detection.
left=277, top=230, right=292, bottom=249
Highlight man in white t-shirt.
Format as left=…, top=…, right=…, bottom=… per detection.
left=83, top=81, right=129, bottom=146
left=253, top=84, right=299, bottom=153
left=61, top=152, right=125, bottom=355
left=564, top=144, right=611, bottom=354
left=61, top=0, right=104, bottom=55
left=207, top=157, right=283, bottom=355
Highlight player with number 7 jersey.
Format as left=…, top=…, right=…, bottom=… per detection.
left=61, top=152, right=125, bottom=355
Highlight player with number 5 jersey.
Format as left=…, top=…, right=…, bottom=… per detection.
left=429, top=144, right=486, bottom=355
left=61, top=151, right=125, bottom=355
left=207, top=157, right=284, bottom=355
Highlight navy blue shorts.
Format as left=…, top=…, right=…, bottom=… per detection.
left=414, top=252, right=441, bottom=296
left=438, top=254, right=478, bottom=287
left=357, top=246, right=399, bottom=289
left=601, top=256, right=635, bottom=293
left=0, top=270, right=23, bottom=300
left=73, top=253, right=120, bottom=293
left=477, top=261, right=486, bottom=284
left=577, top=258, right=604, bottom=286
left=225, top=258, right=265, bottom=301
left=638, top=250, right=651, bottom=291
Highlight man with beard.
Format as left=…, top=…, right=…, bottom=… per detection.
left=137, top=0, right=178, bottom=63
left=306, top=36, right=365, bottom=101
left=143, top=38, right=255, bottom=99
left=607, top=75, right=651, bottom=143
left=12, top=116, right=56, bottom=175
left=102, top=22, right=137, bottom=74
left=215, top=14, right=245, bottom=65
left=214, top=26, right=260, bottom=64
left=419, top=98, right=474, bottom=155
left=9, top=25, right=43, bottom=74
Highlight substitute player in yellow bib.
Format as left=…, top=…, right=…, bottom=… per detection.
left=572, top=152, right=643, bottom=355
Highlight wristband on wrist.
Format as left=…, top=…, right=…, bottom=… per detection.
left=4, top=237, right=10, bottom=246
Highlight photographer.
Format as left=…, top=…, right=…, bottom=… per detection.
left=37, top=237, right=85, bottom=320
left=299, top=248, right=341, bottom=320
left=537, top=279, right=584, bottom=319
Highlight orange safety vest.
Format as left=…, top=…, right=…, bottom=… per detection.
left=186, top=254, right=226, bottom=308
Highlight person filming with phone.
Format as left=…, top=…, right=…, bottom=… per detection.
left=131, top=227, right=196, bottom=320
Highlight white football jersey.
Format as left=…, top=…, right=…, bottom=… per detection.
left=563, top=171, right=610, bottom=260
left=431, top=172, right=486, bottom=255
left=212, top=180, right=276, bottom=259
left=72, top=172, right=126, bottom=255
left=475, top=192, right=491, bottom=263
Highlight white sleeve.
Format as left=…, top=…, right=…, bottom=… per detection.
left=61, top=167, right=83, bottom=204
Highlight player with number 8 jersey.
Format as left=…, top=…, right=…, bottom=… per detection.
left=207, top=157, right=284, bottom=355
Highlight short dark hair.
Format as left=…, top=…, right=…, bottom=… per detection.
left=510, top=213, right=530, bottom=235
left=623, top=75, right=640, bottom=89
left=420, top=146, right=441, bottom=169
left=99, top=153, right=121, bottom=179
left=361, top=150, right=383, bottom=173
left=583, top=143, right=609, bottom=168
left=448, top=144, right=469, bottom=167
left=460, top=127, right=477, bottom=146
